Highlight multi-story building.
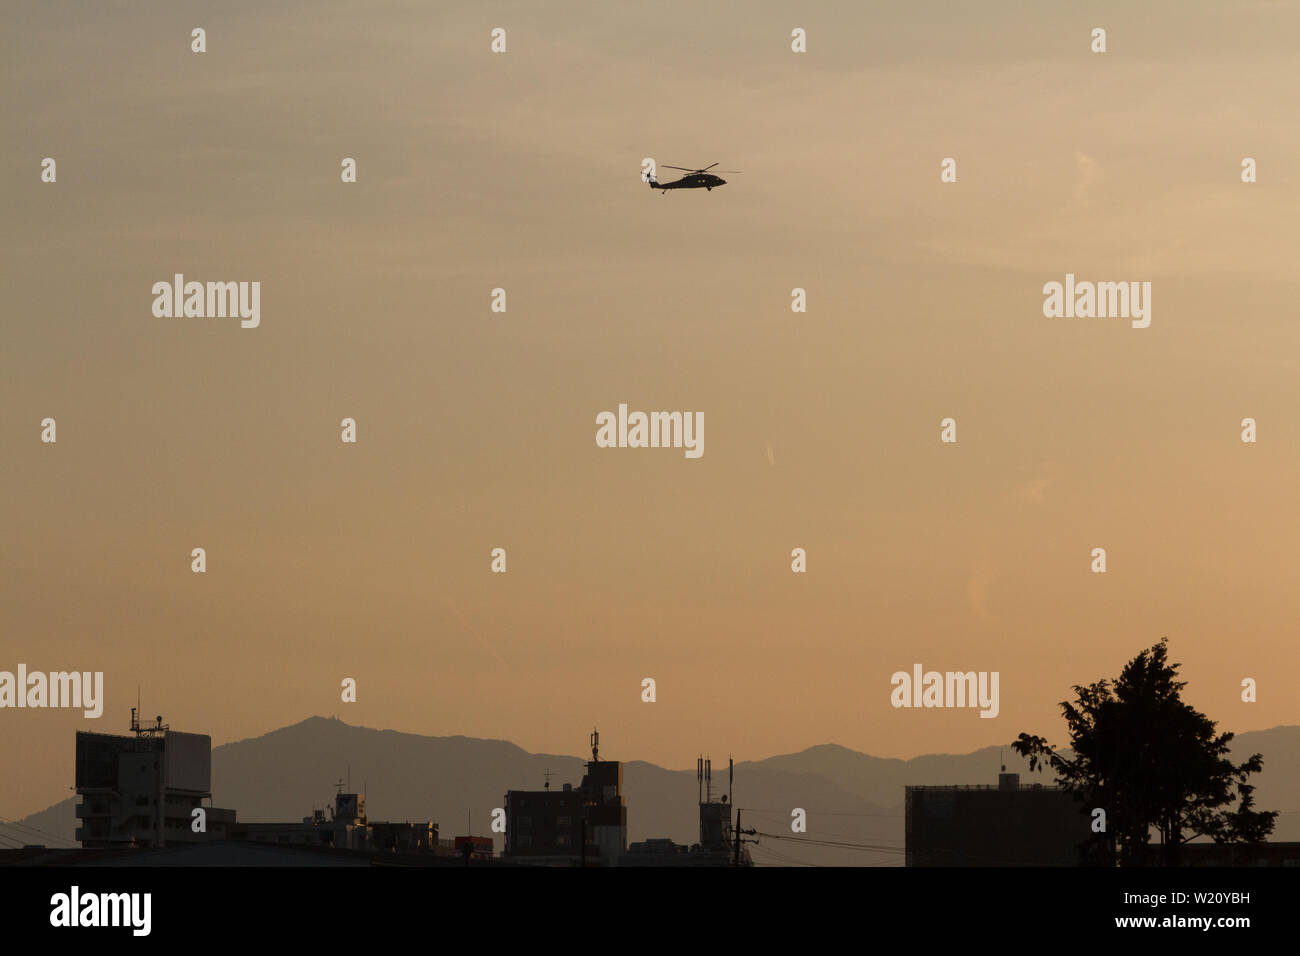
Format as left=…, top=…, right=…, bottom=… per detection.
left=453, top=835, right=494, bottom=861
left=504, top=730, right=627, bottom=866
left=235, top=791, right=443, bottom=854
left=905, top=772, right=1088, bottom=866
left=74, top=710, right=236, bottom=848
left=580, top=752, right=628, bottom=864
left=504, top=782, right=596, bottom=864
left=504, top=741, right=749, bottom=867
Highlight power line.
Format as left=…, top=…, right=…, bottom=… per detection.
left=0, top=817, right=78, bottom=848
left=0, top=819, right=79, bottom=847
left=732, top=808, right=758, bottom=866
left=750, top=840, right=906, bottom=867
left=738, top=808, right=904, bottom=818
left=751, top=845, right=821, bottom=867
left=736, top=813, right=905, bottom=845
left=0, top=818, right=73, bottom=842
left=754, top=830, right=906, bottom=853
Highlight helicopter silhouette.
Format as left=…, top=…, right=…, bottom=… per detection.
left=647, top=162, right=741, bottom=194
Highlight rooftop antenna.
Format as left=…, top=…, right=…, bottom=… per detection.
left=130, top=691, right=167, bottom=737
left=697, top=756, right=703, bottom=804
left=705, top=757, right=712, bottom=803
left=729, top=755, right=734, bottom=806
left=590, top=728, right=599, bottom=762
left=1001, top=749, right=1006, bottom=773
left=543, top=768, right=553, bottom=790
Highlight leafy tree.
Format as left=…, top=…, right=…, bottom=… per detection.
left=1013, top=639, right=1276, bottom=866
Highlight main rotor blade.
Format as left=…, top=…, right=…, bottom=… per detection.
left=660, top=164, right=740, bottom=174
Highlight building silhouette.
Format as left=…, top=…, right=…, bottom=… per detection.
left=905, top=772, right=1088, bottom=866
left=503, top=735, right=748, bottom=866
left=455, top=835, right=494, bottom=861
left=905, top=769, right=1300, bottom=867
left=504, top=729, right=626, bottom=865
left=617, top=756, right=743, bottom=865
left=233, top=789, right=441, bottom=854
left=62, top=713, right=761, bottom=866
left=73, top=710, right=474, bottom=860
left=74, top=709, right=236, bottom=848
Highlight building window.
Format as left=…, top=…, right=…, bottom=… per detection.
left=557, top=816, right=572, bottom=828
left=516, top=816, right=531, bottom=828
left=517, top=835, right=532, bottom=848
left=557, top=835, right=572, bottom=846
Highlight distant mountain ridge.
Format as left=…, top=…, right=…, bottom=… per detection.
left=13, top=719, right=1299, bottom=866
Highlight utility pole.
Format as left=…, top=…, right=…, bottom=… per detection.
left=732, top=809, right=757, bottom=867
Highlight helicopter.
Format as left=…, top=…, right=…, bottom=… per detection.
left=647, top=162, right=740, bottom=193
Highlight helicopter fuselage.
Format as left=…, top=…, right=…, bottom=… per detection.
left=651, top=173, right=727, bottom=191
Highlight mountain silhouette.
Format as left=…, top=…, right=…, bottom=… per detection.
left=13, top=718, right=1299, bottom=866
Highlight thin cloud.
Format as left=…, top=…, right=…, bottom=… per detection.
left=443, top=597, right=505, bottom=664
left=1011, top=461, right=1061, bottom=504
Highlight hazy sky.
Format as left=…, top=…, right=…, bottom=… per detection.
left=4, top=0, right=1300, bottom=819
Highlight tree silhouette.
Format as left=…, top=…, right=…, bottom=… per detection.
left=1013, top=639, right=1276, bottom=866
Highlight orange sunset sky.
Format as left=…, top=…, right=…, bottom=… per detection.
left=3, top=0, right=1299, bottom=819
